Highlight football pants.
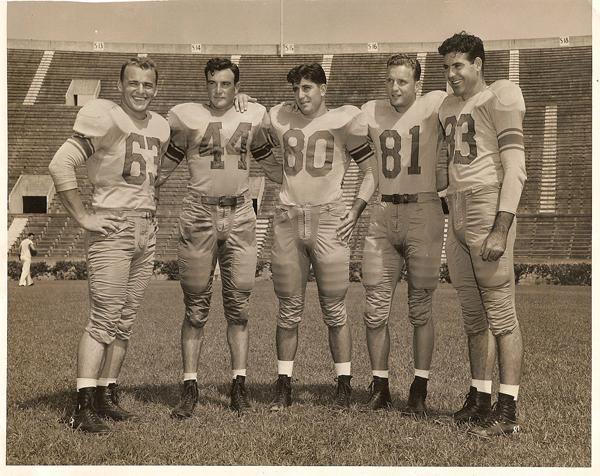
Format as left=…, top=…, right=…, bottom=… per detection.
left=178, top=193, right=256, bottom=328
left=362, top=198, right=444, bottom=329
left=272, top=201, right=350, bottom=329
left=86, top=212, right=156, bottom=344
left=446, top=187, right=519, bottom=336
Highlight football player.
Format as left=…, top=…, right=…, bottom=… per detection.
left=158, top=57, right=282, bottom=418
left=438, top=32, right=526, bottom=437
left=361, top=54, right=447, bottom=414
left=48, top=57, right=169, bottom=433
left=266, top=63, right=377, bottom=410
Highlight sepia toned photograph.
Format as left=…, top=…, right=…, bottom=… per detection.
left=2, top=0, right=595, bottom=474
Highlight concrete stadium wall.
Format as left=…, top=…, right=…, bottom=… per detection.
left=8, top=36, right=592, bottom=55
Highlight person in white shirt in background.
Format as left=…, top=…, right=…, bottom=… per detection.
left=18, top=233, right=36, bottom=286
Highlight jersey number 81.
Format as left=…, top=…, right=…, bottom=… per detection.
left=379, top=126, right=421, bottom=178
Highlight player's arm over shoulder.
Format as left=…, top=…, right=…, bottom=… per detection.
left=246, top=101, right=266, bottom=116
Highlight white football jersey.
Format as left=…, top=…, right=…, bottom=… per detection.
left=439, top=80, right=526, bottom=195
left=166, top=102, right=269, bottom=197
left=68, top=99, right=169, bottom=210
left=362, top=90, right=447, bottom=195
left=267, top=103, right=373, bottom=206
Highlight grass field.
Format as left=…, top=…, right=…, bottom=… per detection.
left=6, top=280, right=591, bottom=467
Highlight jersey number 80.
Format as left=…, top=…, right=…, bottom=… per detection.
left=283, top=129, right=334, bottom=177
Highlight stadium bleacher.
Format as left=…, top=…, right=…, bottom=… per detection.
left=6, top=39, right=592, bottom=263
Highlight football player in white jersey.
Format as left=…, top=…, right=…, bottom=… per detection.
left=438, top=32, right=526, bottom=437
left=266, top=64, right=377, bottom=410
left=158, top=58, right=282, bottom=417
left=361, top=54, right=447, bottom=415
left=49, top=57, right=170, bottom=433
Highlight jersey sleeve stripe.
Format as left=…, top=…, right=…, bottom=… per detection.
left=499, top=144, right=525, bottom=154
left=250, top=142, right=273, bottom=161
left=348, top=142, right=374, bottom=164
left=498, top=127, right=523, bottom=136
left=497, top=132, right=524, bottom=149
left=165, top=142, right=185, bottom=164
left=68, top=134, right=94, bottom=159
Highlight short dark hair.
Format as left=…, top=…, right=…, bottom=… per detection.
left=205, top=57, right=240, bottom=84
left=386, top=54, right=421, bottom=81
left=287, top=63, right=327, bottom=85
left=120, top=57, right=159, bottom=83
left=28, top=233, right=34, bottom=237
left=438, top=31, right=485, bottom=67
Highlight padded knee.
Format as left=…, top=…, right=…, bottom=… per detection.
left=115, top=313, right=135, bottom=341
left=363, top=285, right=390, bottom=329
left=408, top=287, right=434, bottom=327
left=481, top=288, right=519, bottom=336
left=183, top=288, right=212, bottom=328
left=223, top=289, right=251, bottom=325
left=489, top=318, right=520, bottom=336
left=277, top=295, right=304, bottom=329
left=85, top=323, right=116, bottom=345
left=319, top=294, right=347, bottom=328
left=454, top=286, right=489, bottom=336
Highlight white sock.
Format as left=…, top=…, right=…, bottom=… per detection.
left=334, top=362, right=351, bottom=377
left=277, top=360, right=294, bottom=377
left=472, top=379, right=492, bottom=394
left=97, top=378, right=117, bottom=387
left=183, top=372, right=198, bottom=382
left=232, top=369, right=246, bottom=379
left=414, top=369, right=430, bottom=379
left=499, top=383, right=519, bottom=400
left=372, top=370, right=389, bottom=379
left=76, top=378, right=97, bottom=391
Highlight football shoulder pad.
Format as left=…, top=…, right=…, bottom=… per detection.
left=422, top=90, right=448, bottom=113
left=73, top=99, right=118, bottom=139
left=487, top=80, right=525, bottom=110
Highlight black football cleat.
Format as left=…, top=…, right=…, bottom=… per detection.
left=400, top=377, right=428, bottom=417
left=70, top=387, right=110, bottom=433
left=468, top=393, right=522, bottom=438
left=454, top=386, right=492, bottom=424
left=269, top=374, right=292, bottom=412
left=333, top=375, right=352, bottom=410
left=95, top=383, right=137, bottom=421
left=230, top=375, right=252, bottom=415
left=171, top=379, right=199, bottom=419
left=365, top=376, right=392, bottom=410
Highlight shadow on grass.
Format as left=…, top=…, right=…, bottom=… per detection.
left=15, top=380, right=457, bottom=424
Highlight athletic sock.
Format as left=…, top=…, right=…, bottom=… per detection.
left=183, top=372, right=198, bottom=382
left=232, top=369, right=246, bottom=379
left=472, top=379, right=492, bottom=394
left=414, top=368, right=430, bottom=380
left=76, top=378, right=97, bottom=391
left=334, top=362, right=351, bottom=377
left=498, top=383, right=519, bottom=400
left=277, top=360, right=294, bottom=377
left=372, top=370, right=389, bottom=379
left=97, top=378, right=117, bottom=387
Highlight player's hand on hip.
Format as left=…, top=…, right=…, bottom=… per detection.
left=80, top=214, right=125, bottom=236
left=480, top=228, right=508, bottom=262
left=337, top=210, right=359, bottom=243
left=233, top=93, right=257, bottom=113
